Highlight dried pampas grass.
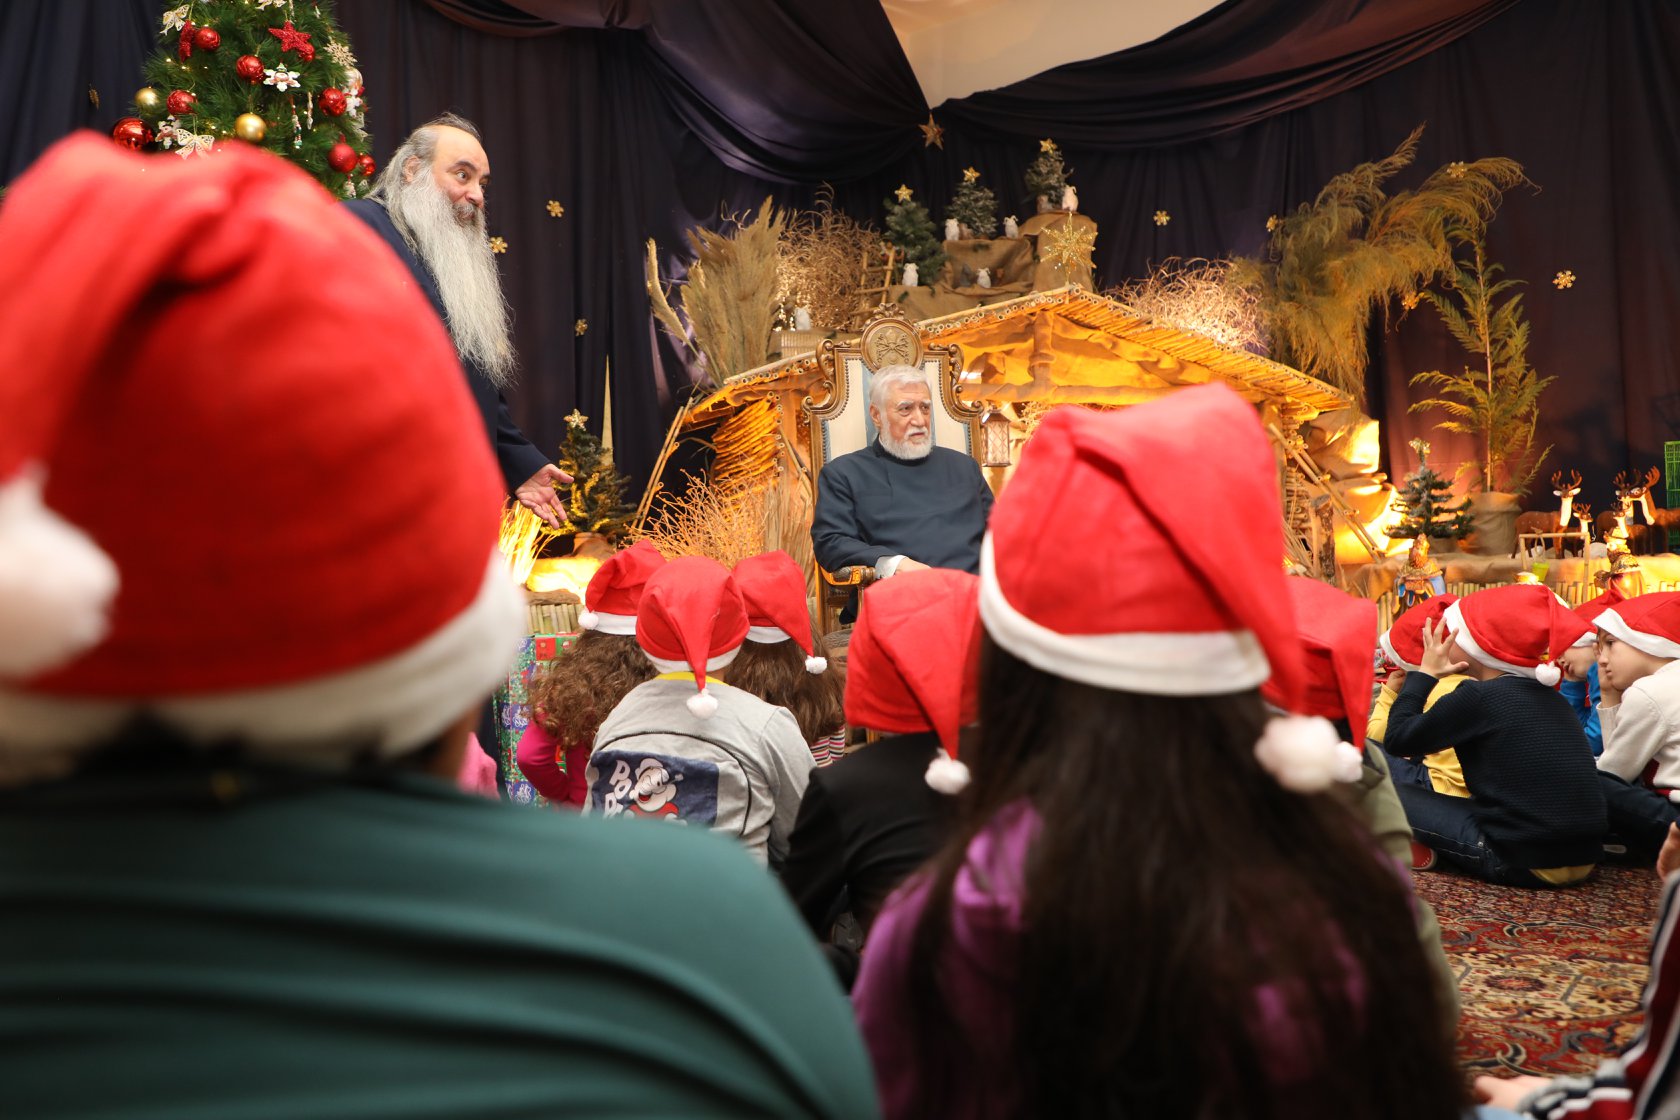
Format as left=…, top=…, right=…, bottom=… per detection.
left=778, top=184, right=883, bottom=331
left=1108, top=258, right=1268, bottom=354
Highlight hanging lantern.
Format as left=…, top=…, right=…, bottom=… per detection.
left=980, top=405, right=1012, bottom=468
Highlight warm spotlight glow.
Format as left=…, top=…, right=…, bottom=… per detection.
left=526, top=556, right=602, bottom=597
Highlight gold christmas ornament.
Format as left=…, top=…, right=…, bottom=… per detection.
left=1554, top=269, right=1576, bottom=289
left=564, top=409, right=589, bottom=428
left=546, top=199, right=564, bottom=217
left=893, top=184, right=913, bottom=203
left=919, top=114, right=944, bottom=149
left=234, top=113, right=267, bottom=142
left=574, top=319, right=589, bottom=336
left=962, top=167, right=980, bottom=183
left=1039, top=138, right=1056, bottom=153
left=1153, top=210, right=1171, bottom=226
left=490, top=236, right=508, bottom=254
left=135, top=86, right=163, bottom=113
left=1041, top=219, right=1097, bottom=275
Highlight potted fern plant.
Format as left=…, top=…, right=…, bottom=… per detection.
left=1408, top=229, right=1554, bottom=556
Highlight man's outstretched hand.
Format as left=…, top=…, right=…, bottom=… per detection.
left=516, top=463, right=573, bottom=529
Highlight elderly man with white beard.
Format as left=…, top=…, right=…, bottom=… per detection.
left=811, top=365, right=993, bottom=624
left=345, top=113, right=569, bottom=527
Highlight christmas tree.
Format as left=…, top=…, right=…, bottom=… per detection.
left=947, top=167, right=998, bottom=239
left=1025, top=138, right=1069, bottom=208
left=883, top=186, right=946, bottom=283
left=556, top=410, right=633, bottom=541
left=1390, top=439, right=1473, bottom=541
left=122, top=0, right=373, bottom=198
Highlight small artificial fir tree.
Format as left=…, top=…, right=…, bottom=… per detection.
left=882, top=186, right=946, bottom=283
left=555, top=410, right=633, bottom=541
left=127, top=0, right=373, bottom=197
left=947, top=167, right=998, bottom=239
left=1390, top=438, right=1473, bottom=542
left=1025, top=138, right=1069, bottom=208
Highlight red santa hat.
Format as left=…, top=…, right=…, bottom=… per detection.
left=980, top=385, right=1357, bottom=793
left=634, top=556, right=750, bottom=718
left=1379, top=595, right=1459, bottom=671
left=0, top=134, right=524, bottom=780
left=844, top=568, right=981, bottom=792
left=1442, top=583, right=1576, bottom=686
left=1575, top=579, right=1629, bottom=627
left=733, top=550, right=826, bottom=673
left=1597, top=592, right=1680, bottom=661
left=1261, top=576, right=1379, bottom=748
left=578, top=540, right=666, bottom=634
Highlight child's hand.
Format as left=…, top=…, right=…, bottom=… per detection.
left=1385, top=667, right=1408, bottom=690
left=1419, top=617, right=1470, bottom=679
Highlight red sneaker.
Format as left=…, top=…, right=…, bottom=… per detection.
left=1409, top=840, right=1438, bottom=871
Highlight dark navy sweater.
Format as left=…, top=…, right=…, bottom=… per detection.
left=342, top=198, right=548, bottom=493
left=811, top=440, right=992, bottom=579
left=1385, top=672, right=1606, bottom=868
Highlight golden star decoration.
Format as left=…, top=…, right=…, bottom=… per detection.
left=1153, top=210, right=1171, bottom=226
left=1554, top=269, right=1576, bottom=289
left=1401, top=292, right=1421, bottom=310
left=489, top=236, right=508, bottom=254
left=962, top=167, right=980, bottom=183
left=1265, top=214, right=1280, bottom=233
left=564, top=408, right=589, bottom=429
left=546, top=200, right=564, bottom=218
left=919, top=114, right=944, bottom=149
left=1039, top=138, right=1057, bottom=153
left=894, top=184, right=913, bottom=203
left=574, top=319, right=588, bottom=336
left=1041, top=219, right=1097, bottom=275
left=1447, top=161, right=1467, bottom=179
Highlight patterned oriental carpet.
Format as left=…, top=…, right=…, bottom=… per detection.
left=1416, top=863, right=1659, bottom=1077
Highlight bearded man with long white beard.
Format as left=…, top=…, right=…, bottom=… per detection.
left=811, top=365, right=993, bottom=623
left=346, top=114, right=568, bottom=526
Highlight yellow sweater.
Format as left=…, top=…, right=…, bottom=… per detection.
left=1368, top=674, right=1473, bottom=798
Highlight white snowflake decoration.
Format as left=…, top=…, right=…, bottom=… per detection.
left=172, top=130, right=214, bottom=159
left=255, top=0, right=288, bottom=8
left=324, top=40, right=357, bottom=67
left=263, top=68, right=301, bottom=92
left=344, top=90, right=364, bottom=116
left=160, top=5, right=191, bottom=33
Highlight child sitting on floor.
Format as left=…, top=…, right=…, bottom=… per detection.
left=728, top=550, right=847, bottom=766
left=1384, top=584, right=1605, bottom=888
left=1369, top=595, right=1472, bottom=798
left=587, top=556, right=814, bottom=869
left=1594, top=592, right=1680, bottom=860
left=852, top=385, right=1468, bottom=1118
left=517, top=540, right=664, bottom=806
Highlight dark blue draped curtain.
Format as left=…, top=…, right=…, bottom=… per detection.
left=5, top=0, right=1679, bottom=510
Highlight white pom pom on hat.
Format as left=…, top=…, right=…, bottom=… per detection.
left=1534, top=662, right=1562, bottom=687
left=0, top=467, right=119, bottom=678
left=578, top=609, right=601, bottom=630
left=924, top=748, right=972, bottom=794
left=804, top=654, right=828, bottom=674
left=1253, top=715, right=1362, bottom=794
left=686, top=691, right=719, bottom=719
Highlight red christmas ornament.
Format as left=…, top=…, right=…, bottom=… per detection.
left=268, top=20, right=313, bottom=56
left=166, top=90, right=197, bottom=116
left=358, top=153, right=377, bottom=177
left=327, top=139, right=358, bottom=174
left=297, top=42, right=315, bottom=63
left=111, top=117, right=153, bottom=150
left=178, top=20, right=195, bottom=61
left=234, top=55, right=264, bottom=83
left=319, top=88, right=348, bottom=116
left=192, top=26, right=220, bottom=51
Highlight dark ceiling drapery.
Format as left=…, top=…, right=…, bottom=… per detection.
left=937, top=0, right=1522, bottom=147
left=5, top=0, right=1680, bottom=513
left=420, top=0, right=929, bottom=183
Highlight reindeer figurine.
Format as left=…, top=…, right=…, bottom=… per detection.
left=1573, top=501, right=1594, bottom=551
left=1514, top=469, right=1584, bottom=556
left=1631, top=466, right=1680, bottom=554
left=1597, top=470, right=1653, bottom=554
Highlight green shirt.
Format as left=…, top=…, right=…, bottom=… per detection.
left=0, top=761, right=879, bottom=1119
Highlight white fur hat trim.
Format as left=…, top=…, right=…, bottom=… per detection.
left=924, top=748, right=972, bottom=794
left=0, top=467, right=119, bottom=679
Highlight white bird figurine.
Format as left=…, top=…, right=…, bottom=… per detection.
left=1061, top=185, right=1079, bottom=213
left=901, top=261, right=919, bottom=287
left=793, top=306, right=812, bottom=331
left=1002, top=216, right=1019, bottom=239
left=944, top=217, right=960, bottom=241
left=976, top=267, right=991, bottom=289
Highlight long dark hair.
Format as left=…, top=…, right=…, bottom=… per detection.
left=901, top=638, right=1465, bottom=1118
left=724, top=630, right=845, bottom=746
